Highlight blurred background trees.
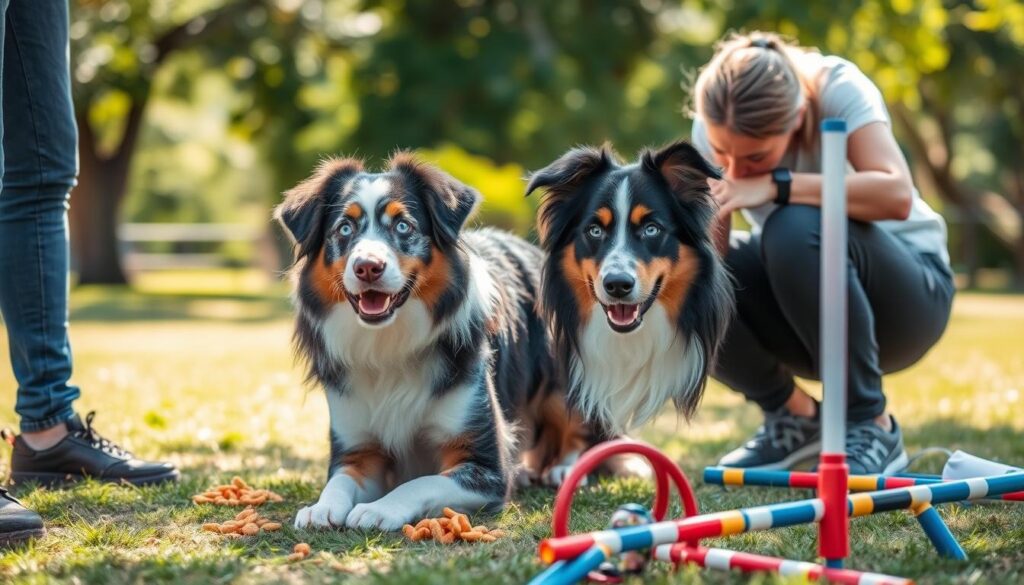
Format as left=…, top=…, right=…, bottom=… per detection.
left=69, top=0, right=1024, bottom=289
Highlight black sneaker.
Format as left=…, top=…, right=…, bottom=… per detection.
left=9, top=412, right=179, bottom=487
left=0, top=487, right=45, bottom=548
left=844, top=415, right=908, bottom=475
left=717, top=404, right=822, bottom=469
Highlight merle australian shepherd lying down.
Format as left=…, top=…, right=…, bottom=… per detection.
left=527, top=141, right=734, bottom=435
left=274, top=154, right=597, bottom=531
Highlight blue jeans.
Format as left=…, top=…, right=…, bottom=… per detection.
left=0, top=0, right=80, bottom=432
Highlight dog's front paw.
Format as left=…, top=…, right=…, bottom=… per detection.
left=600, top=453, right=653, bottom=480
left=294, top=496, right=354, bottom=529
left=515, top=466, right=539, bottom=488
left=345, top=501, right=416, bottom=531
left=541, top=463, right=587, bottom=488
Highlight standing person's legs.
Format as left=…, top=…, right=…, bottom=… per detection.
left=0, top=0, right=46, bottom=549
left=2, top=0, right=179, bottom=490
left=0, top=0, right=80, bottom=437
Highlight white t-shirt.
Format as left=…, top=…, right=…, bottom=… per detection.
left=692, top=53, right=950, bottom=265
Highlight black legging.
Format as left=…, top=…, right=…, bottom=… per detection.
left=713, top=205, right=955, bottom=423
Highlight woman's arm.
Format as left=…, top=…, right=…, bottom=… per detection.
left=711, top=121, right=914, bottom=222
left=789, top=121, right=913, bottom=221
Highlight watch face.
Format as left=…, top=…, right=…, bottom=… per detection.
left=773, top=168, right=792, bottom=182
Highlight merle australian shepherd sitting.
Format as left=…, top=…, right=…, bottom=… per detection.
left=527, top=141, right=734, bottom=435
left=275, top=154, right=597, bottom=531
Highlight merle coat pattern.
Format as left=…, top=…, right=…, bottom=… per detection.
left=275, top=155, right=593, bottom=531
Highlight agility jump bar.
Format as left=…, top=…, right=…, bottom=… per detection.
left=530, top=472, right=1024, bottom=584
left=704, top=467, right=1024, bottom=502
left=653, top=543, right=914, bottom=585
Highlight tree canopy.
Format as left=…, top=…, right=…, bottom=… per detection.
left=69, top=0, right=1024, bottom=287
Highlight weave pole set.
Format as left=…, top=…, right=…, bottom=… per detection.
left=527, top=120, right=1024, bottom=584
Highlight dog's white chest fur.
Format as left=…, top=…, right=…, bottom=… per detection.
left=570, top=303, right=704, bottom=434
left=325, top=366, right=475, bottom=456
left=314, top=253, right=496, bottom=455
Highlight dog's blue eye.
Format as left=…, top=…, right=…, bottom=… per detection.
left=395, top=220, right=411, bottom=235
left=643, top=223, right=661, bottom=237
left=587, top=224, right=605, bottom=239
left=339, top=222, right=353, bottom=237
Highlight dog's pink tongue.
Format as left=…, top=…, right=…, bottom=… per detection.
left=608, top=304, right=639, bottom=326
left=358, top=291, right=392, bottom=315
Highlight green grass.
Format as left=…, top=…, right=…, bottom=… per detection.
left=1, top=269, right=1022, bottom=584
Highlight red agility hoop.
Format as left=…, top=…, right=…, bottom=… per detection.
left=550, top=439, right=699, bottom=539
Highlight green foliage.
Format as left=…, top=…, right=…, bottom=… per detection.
left=69, top=0, right=1024, bottom=277
left=418, top=144, right=533, bottom=234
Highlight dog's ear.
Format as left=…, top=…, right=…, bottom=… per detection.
left=390, top=152, right=480, bottom=248
left=641, top=140, right=721, bottom=201
left=526, top=145, right=614, bottom=249
left=274, top=157, right=364, bottom=260
left=641, top=141, right=721, bottom=242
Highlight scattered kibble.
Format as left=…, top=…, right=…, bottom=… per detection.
left=192, top=476, right=285, bottom=506
left=201, top=506, right=283, bottom=536
left=402, top=507, right=506, bottom=544
left=287, top=542, right=312, bottom=562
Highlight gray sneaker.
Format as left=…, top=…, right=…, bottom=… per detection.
left=844, top=415, right=908, bottom=475
left=717, top=403, right=822, bottom=469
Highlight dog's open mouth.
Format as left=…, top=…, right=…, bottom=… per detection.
left=598, top=278, right=662, bottom=333
left=345, top=274, right=417, bottom=324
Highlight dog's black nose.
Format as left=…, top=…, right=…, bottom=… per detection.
left=353, top=257, right=386, bottom=283
left=603, top=273, right=635, bottom=299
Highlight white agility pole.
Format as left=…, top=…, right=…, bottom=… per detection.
left=817, top=118, right=850, bottom=567
left=820, top=119, right=848, bottom=454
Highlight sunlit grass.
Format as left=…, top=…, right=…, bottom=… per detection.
left=0, top=271, right=1021, bottom=583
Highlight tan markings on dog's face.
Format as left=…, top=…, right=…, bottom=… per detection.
left=340, top=446, right=390, bottom=488
left=561, top=245, right=598, bottom=322
left=384, top=200, right=407, bottom=220
left=630, top=204, right=650, bottom=226
left=634, top=244, right=699, bottom=323
left=344, top=203, right=363, bottom=220
left=439, top=436, right=472, bottom=473
left=310, top=248, right=348, bottom=304
left=595, top=207, right=613, bottom=228
left=398, top=245, right=450, bottom=311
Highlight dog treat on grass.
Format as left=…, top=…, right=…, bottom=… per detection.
left=402, top=510, right=506, bottom=544
left=202, top=506, right=283, bottom=537
left=192, top=476, right=285, bottom=506
left=286, top=542, right=313, bottom=562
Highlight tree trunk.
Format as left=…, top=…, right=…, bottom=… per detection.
left=69, top=157, right=128, bottom=284
left=65, top=3, right=257, bottom=284
left=1015, top=232, right=1024, bottom=291
left=68, top=109, right=136, bottom=285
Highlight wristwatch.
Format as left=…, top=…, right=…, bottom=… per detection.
left=772, top=167, right=792, bottom=206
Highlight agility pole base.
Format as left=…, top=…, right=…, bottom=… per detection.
left=527, top=439, right=1024, bottom=585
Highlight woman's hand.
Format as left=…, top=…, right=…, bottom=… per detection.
left=709, top=174, right=775, bottom=220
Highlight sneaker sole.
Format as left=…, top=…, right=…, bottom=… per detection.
left=0, top=526, right=45, bottom=548
left=10, top=469, right=180, bottom=488
left=722, top=440, right=823, bottom=471
left=881, top=450, right=910, bottom=476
